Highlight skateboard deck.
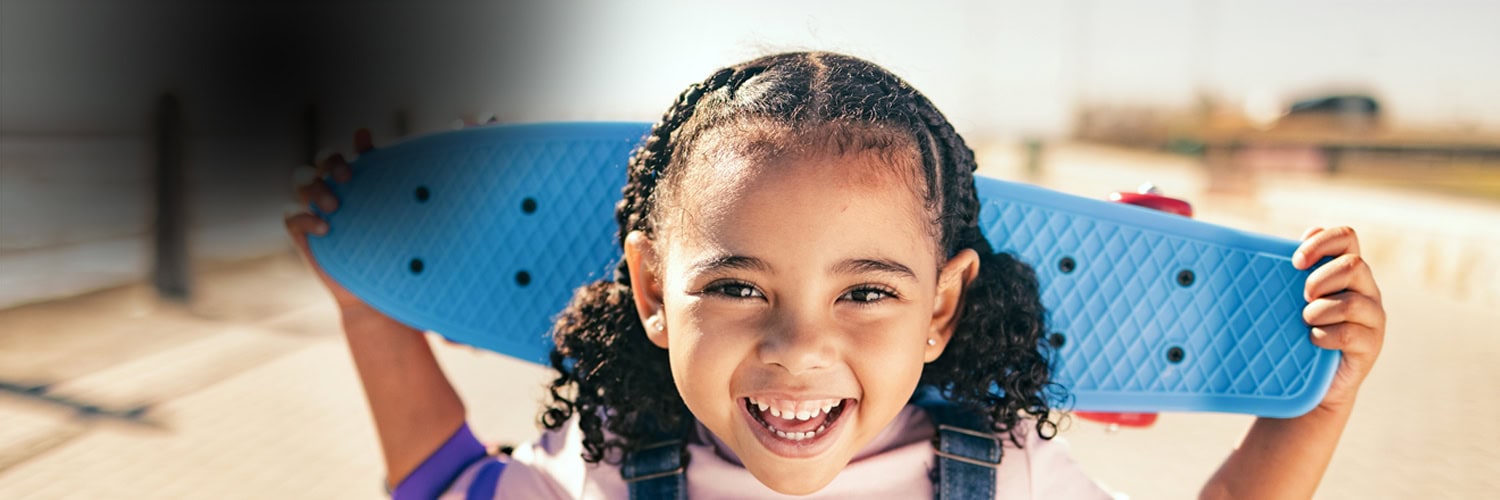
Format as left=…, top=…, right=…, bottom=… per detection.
left=307, top=122, right=1339, bottom=418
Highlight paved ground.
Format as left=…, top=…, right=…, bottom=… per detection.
left=1, top=144, right=1497, bottom=499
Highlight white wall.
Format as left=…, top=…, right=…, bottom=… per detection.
left=2, top=0, right=1497, bottom=308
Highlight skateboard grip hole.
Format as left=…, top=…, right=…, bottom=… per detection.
left=521, top=197, right=537, bottom=214
left=409, top=258, right=424, bottom=274
left=1166, top=346, right=1185, bottom=363
left=1176, top=269, right=1195, bottom=287
left=515, top=271, right=531, bottom=287
left=1058, top=256, right=1077, bottom=274
left=1047, top=332, right=1066, bottom=349
left=415, top=186, right=430, bottom=202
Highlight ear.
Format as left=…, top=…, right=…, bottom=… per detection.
left=925, top=248, right=980, bottom=362
left=623, top=230, right=670, bottom=349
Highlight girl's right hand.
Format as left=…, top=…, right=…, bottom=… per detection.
left=284, top=128, right=385, bottom=317
left=286, top=128, right=468, bottom=488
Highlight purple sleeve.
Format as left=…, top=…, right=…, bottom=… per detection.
left=391, top=423, right=489, bottom=500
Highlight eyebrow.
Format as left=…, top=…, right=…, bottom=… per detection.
left=688, top=254, right=917, bottom=281
left=689, top=255, right=772, bottom=276
left=830, top=258, right=918, bottom=281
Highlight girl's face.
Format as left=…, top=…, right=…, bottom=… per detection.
left=624, top=149, right=978, bottom=495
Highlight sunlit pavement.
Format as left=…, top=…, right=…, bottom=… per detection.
left=1, top=144, right=1496, bottom=499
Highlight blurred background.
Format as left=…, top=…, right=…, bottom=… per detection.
left=1, top=0, right=1496, bottom=498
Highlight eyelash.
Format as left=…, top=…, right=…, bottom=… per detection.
left=841, top=285, right=899, bottom=305
left=703, top=280, right=764, bottom=300
left=699, top=281, right=899, bottom=305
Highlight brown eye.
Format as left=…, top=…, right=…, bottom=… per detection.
left=841, top=286, right=894, bottom=304
left=708, top=281, right=763, bottom=299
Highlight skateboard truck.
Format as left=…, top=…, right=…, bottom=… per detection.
left=1108, top=182, right=1193, bottom=217
left=1074, top=182, right=1193, bottom=431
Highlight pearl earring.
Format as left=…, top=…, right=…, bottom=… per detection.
left=926, top=338, right=937, bottom=346
left=648, top=316, right=664, bottom=332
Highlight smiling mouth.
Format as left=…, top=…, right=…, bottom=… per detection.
left=743, top=397, right=852, bottom=442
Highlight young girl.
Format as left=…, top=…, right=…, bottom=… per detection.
left=286, top=52, right=1386, bottom=498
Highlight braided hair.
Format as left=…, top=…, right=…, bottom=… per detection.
left=542, top=52, right=1064, bottom=464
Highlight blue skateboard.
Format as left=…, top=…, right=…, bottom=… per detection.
left=307, top=122, right=1339, bottom=418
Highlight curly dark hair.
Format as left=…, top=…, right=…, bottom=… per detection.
left=541, top=51, right=1066, bottom=465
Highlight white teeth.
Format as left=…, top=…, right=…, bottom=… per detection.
left=759, top=420, right=827, bottom=441
left=748, top=397, right=846, bottom=424
left=777, top=431, right=810, bottom=441
left=747, top=396, right=847, bottom=442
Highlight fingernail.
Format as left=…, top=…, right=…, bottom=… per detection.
left=314, top=222, right=329, bottom=236
left=1292, top=252, right=1304, bottom=266
left=320, top=195, right=338, bottom=212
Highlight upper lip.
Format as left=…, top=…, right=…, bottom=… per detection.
left=737, top=392, right=857, bottom=401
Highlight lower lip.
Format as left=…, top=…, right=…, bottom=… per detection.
left=739, top=398, right=856, bottom=459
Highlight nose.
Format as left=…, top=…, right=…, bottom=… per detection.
left=757, top=311, right=836, bottom=375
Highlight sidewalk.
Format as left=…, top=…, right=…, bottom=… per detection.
left=0, top=251, right=557, bottom=499
left=2, top=144, right=1497, bottom=498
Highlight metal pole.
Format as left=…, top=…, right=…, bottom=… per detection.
left=151, top=92, right=191, bottom=301
left=302, top=101, right=320, bottom=166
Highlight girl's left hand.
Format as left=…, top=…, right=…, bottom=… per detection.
left=1293, top=226, right=1386, bottom=412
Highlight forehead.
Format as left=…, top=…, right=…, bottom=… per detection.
left=656, top=144, right=938, bottom=270
left=662, top=123, right=932, bottom=229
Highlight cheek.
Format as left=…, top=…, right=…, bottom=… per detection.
left=665, top=306, right=754, bottom=418
left=843, top=302, right=933, bottom=361
left=845, top=310, right=932, bottom=415
left=851, top=329, right=927, bottom=384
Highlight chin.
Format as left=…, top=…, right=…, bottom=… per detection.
left=746, top=461, right=842, bottom=496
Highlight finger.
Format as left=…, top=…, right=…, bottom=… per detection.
left=354, top=128, right=375, bottom=154
left=1299, top=226, right=1324, bottom=241
left=1304, top=253, right=1381, bottom=302
left=1303, top=291, right=1385, bottom=329
left=291, top=163, right=318, bottom=187
left=1293, top=226, right=1361, bottom=270
left=295, top=181, right=339, bottom=213
left=317, top=153, right=353, bottom=183
left=1309, top=323, right=1382, bottom=356
left=283, top=212, right=330, bottom=241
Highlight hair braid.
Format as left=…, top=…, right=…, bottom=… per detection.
left=546, top=66, right=756, bottom=463
left=901, top=93, right=1064, bottom=441
left=613, top=67, right=743, bottom=284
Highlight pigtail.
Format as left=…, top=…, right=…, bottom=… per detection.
left=543, top=66, right=750, bottom=463
left=543, top=280, right=688, bottom=463
left=920, top=226, right=1067, bottom=443
left=896, top=77, right=1067, bottom=444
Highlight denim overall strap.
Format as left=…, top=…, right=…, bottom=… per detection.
left=913, top=390, right=1001, bottom=500
left=622, top=439, right=687, bottom=500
